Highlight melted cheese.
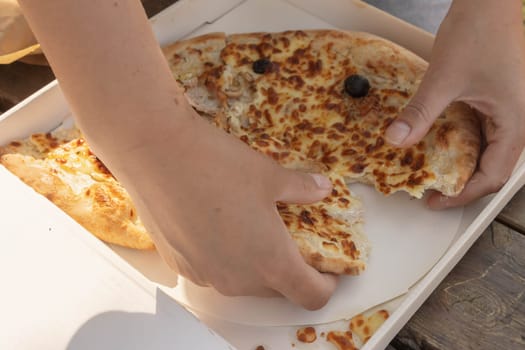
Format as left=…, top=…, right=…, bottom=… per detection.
left=0, top=128, right=154, bottom=250
left=350, top=309, right=390, bottom=344
left=214, top=31, right=443, bottom=198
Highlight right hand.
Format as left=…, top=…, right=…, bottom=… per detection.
left=110, top=106, right=338, bottom=310
left=385, top=0, right=525, bottom=209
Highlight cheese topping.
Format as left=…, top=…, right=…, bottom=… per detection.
left=212, top=31, right=445, bottom=197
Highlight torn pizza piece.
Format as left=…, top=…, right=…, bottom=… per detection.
left=0, top=130, right=155, bottom=250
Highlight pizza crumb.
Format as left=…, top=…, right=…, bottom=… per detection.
left=255, top=346, right=265, bottom=350
left=326, top=331, right=357, bottom=350
left=296, top=326, right=317, bottom=343
left=320, top=332, right=326, bottom=337
left=349, top=309, right=390, bottom=344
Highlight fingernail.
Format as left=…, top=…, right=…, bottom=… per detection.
left=385, top=121, right=411, bottom=145
left=427, top=194, right=449, bottom=210
left=310, top=174, right=332, bottom=190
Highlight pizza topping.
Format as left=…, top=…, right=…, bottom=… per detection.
left=296, top=326, right=317, bottom=343
left=350, top=309, right=390, bottom=344
left=326, top=331, right=357, bottom=350
left=252, top=58, right=272, bottom=74
left=300, top=210, right=315, bottom=225
left=344, top=74, right=370, bottom=98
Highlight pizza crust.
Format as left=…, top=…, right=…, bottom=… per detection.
left=0, top=131, right=155, bottom=250
left=426, top=102, right=481, bottom=196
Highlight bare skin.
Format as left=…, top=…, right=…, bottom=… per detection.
left=17, top=0, right=337, bottom=310
left=385, top=0, right=525, bottom=209
left=17, top=0, right=524, bottom=308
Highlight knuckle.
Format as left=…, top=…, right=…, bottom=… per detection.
left=299, top=174, right=317, bottom=193
left=405, top=100, right=433, bottom=125
left=285, top=169, right=315, bottom=193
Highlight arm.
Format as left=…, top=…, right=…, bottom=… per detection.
left=385, top=0, right=525, bottom=209
left=18, top=0, right=337, bottom=309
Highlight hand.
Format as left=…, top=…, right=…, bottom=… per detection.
left=385, top=0, right=525, bottom=209
left=18, top=0, right=338, bottom=310
left=113, top=107, right=338, bottom=310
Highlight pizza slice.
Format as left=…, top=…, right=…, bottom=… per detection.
left=0, top=129, right=155, bottom=250
left=231, top=130, right=369, bottom=274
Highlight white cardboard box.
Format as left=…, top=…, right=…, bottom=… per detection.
left=1, top=0, right=524, bottom=349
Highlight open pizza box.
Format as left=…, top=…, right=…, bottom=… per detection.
left=2, top=0, right=525, bottom=349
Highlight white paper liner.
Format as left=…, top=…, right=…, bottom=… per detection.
left=165, top=184, right=462, bottom=326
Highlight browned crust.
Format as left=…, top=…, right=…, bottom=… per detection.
left=162, top=32, right=226, bottom=58
left=431, top=102, right=481, bottom=196
left=294, top=234, right=366, bottom=275
left=1, top=154, right=155, bottom=250
left=225, top=29, right=427, bottom=74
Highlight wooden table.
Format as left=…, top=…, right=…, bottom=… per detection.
left=1, top=1, right=524, bottom=349
left=390, top=188, right=525, bottom=350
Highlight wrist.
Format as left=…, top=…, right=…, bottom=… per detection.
left=449, top=0, right=522, bottom=22
left=79, top=98, right=199, bottom=168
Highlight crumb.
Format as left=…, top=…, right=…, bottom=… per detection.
left=326, top=331, right=357, bottom=350
left=350, top=309, right=390, bottom=344
left=296, top=326, right=317, bottom=343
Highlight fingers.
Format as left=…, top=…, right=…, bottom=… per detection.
left=385, top=71, right=456, bottom=147
left=427, top=138, right=521, bottom=209
left=266, top=252, right=339, bottom=310
left=275, top=170, right=332, bottom=204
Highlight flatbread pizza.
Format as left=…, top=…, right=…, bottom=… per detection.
left=0, top=29, right=481, bottom=275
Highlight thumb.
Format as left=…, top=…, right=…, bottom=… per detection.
left=385, top=73, right=455, bottom=147
left=275, top=170, right=332, bottom=204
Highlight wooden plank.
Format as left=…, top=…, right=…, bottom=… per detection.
left=497, top=186, right=525, bottom=235
left=392, top=221, right=525, bottom=350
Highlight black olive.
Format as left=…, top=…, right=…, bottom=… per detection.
left=344, top=74, right=370, bottom=98
left=252, top=58, right=272, bottom=74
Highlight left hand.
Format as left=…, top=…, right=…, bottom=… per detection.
left=385, top=0, right=525, bottom=209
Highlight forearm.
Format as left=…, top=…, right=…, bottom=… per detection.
left=448, top=0, right=522, bottom=30
left=18, top=0, right=190, bottom=154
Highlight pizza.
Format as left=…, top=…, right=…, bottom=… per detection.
left=291, top=308, right=390, bottom=348
left=162, top=30, right=480, bottom=269
left=350, top=309, right=390, bottom=344
left=0, top=128, right=155, bottom=250
left=0, top=29, right=481, bottom=275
